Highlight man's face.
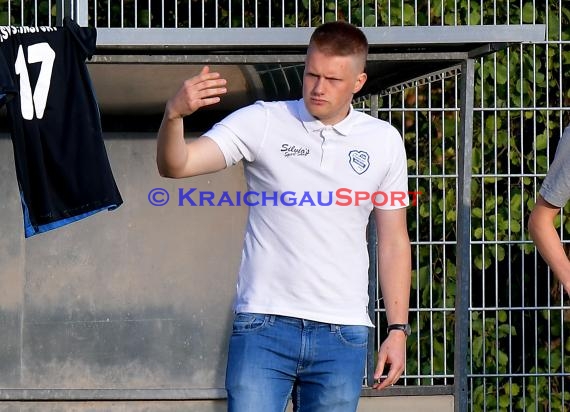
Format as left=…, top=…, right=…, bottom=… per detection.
left=302, top=47, right=367, bottom=125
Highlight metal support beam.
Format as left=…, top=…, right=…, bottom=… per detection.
left=0, top=388, right=227, bottom=400
left=56, top=0, right=72, bottom=25
left=55, top=0, right=88, bottom=26
left=366, top=208, right=378, bottom=387
left=454, top=57, right=475, bottom=412
left=55, top=0, right=65, bottom=25
left=75, top=0, right=90, bottom=27
left=93, top=25, right=546, bottom=52
left=366, top=94, right=380, bottom=388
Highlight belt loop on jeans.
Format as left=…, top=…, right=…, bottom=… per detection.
left=268, top=314, right=276, bottom=325
left=330, top=324, right=338, bottom=332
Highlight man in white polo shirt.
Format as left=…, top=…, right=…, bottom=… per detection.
left=156, top=21, right=411, bottom=412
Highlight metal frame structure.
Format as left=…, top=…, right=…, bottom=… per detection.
left=91, top=25, right=545, bottom=412
left=0, top=16, right=545, bottom=410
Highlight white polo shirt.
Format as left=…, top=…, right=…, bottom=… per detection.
left=205, top=98, right=408, bottom=326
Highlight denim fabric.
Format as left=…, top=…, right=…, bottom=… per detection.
left=225, top=313, right=368, bottom=412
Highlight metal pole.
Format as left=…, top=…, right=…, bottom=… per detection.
left=56, top=0, right=73, bottom=25
left=454, top=57, right=475, bottom=412
left=366, top=93, right=380, bottom=388
left=57, top=0, right=88, bottom=27
left=55, top=0, right=65, bottom=25
left=74, top=0, right=90, bottom=26
left=366, top=212, right=378, bottom=387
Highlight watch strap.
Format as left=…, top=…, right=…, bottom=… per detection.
left=387, top=323, right=411, bottom=336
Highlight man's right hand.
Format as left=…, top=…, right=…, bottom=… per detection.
left=156, top=66, right=228, bottom=178
left=165, top=66, right=227, bottom=120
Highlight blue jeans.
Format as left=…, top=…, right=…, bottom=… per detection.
left=225, top=313, right=368, bottom=412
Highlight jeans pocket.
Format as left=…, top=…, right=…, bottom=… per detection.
left=232, top=312, right=269, bottom=333
left=335, top=325, right=369, bottom=348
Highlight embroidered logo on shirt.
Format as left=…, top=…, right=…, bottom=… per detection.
left=281, top=144, right=310, bottom=158
left=348, top=150, right=370, bottom=174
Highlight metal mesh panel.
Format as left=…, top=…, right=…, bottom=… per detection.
left=0, top=0, right=56, bottom=26
left=365, top=2, right=570, bottom=409
left=356, top=72, right=460, bottom=388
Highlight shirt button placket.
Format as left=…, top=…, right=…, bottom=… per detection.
left=319, top=126, right=334, bottom=170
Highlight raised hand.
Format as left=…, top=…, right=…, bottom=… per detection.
left=165, top=66, right=228, bottom=120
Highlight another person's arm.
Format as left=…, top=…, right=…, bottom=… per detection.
left=372, top=207, right=411, bottom=389
left=157, top=66, right=228, bottom=178
left=528, top=196, right=570, bottom=296
left=528, top=126, right=570, bottom=297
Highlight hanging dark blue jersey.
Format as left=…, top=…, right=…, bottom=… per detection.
left=0, top=18, right=122, bottom=238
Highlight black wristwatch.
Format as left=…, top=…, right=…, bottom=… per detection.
left=387, top=323, right=411, bottom=337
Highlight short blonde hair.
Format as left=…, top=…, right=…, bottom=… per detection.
left=308, top=21, right=368, bottom=71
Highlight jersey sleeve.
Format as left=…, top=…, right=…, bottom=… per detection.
left=539, top=126, right=570, bottom=208
left=204, top=101, right=269, bottom=167
left=375, top=125, right=409, bottom=210
left=64, top=17, right=97, bottom=60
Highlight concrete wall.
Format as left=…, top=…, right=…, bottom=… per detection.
left=0, top=396, right=454, bottom=411
left=0, top=132, right=246, bottom=392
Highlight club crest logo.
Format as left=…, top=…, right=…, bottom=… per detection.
left=348, top=150, right=370, bottom=175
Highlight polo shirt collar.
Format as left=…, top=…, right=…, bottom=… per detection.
left=297, top=98, right=356, bottom=136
